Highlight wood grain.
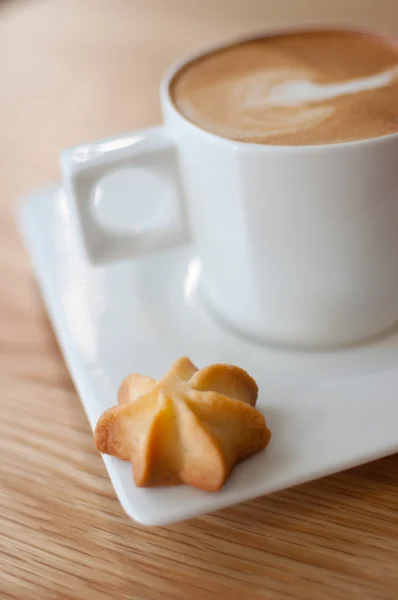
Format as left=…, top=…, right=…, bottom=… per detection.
left=1, top=1, right=397, bottom=598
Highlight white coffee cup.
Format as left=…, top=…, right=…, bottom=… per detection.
left=61, top=31, right=398, bottom=348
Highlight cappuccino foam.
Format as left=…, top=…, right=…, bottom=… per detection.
left=171, top=31, right=398, bottom=145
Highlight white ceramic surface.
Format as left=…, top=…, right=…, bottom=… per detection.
left=19, top=184, right=398, bottom=526
left=61, top=30, right=398, bottom=348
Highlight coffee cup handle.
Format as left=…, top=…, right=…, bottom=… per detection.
left=61, top=126, right=188, bottom=264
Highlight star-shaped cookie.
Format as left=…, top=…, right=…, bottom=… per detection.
left=95, top=357, right=271, bottom=491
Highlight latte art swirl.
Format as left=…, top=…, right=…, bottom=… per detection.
left=171, top=31, right=398, bottom=145
left=266, top=64, right=398, bottom=106
left=197, top=68, right=334, bottom=139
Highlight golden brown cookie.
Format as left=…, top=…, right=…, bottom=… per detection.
left=94, top=357, right=271, bottom=491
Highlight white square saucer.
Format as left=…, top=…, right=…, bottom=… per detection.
left=19, top=185, right=398, bottom=525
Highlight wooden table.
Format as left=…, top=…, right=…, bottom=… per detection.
left=1, top=1, right=397, bottom=598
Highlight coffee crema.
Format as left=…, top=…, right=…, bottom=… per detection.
left=170, top=30, right=398, bottom=145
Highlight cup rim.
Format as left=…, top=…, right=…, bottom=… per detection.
left=161, top=25, right=398, bottom=152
